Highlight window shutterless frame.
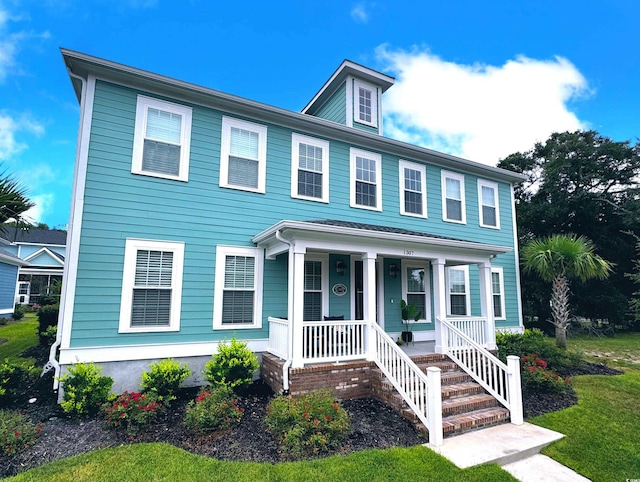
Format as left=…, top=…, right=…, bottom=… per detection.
left=441, top=170, right=466, bottom=224
left=353, top=79, right=378, bottom=128
left=291, top=133, right=330, bottom=203
left=350, top=148, right=382, bottom=211
left=491, top=267, right=506, bottom=320
left=478, top=179, right=500, bottom=229
left=445, top=265, right=470, bottom=316
left=399, top=160, right=427, bottom=218
left=220, top=117, right=268, bottom=194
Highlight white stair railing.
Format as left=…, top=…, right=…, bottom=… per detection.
left=371, top=323, right=443, bottom=446
left=439, top=317, right=523, bottom=424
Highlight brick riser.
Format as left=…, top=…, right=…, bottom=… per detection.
left=371, top=354, right=510, bottom=439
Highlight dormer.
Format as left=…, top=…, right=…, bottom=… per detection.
left=302, top=60, right=395, bottom=135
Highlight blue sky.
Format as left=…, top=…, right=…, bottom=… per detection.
left=1, top=0, right=638, bottom=229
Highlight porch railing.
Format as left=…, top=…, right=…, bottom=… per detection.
left=267, top=317, right=289, bottom=360
left=448, top=317, right=487, bottom=346
left=302, top=319, right=367, bottom=363
left=371, top=323, right=443, bottom=446
left=439, top=317, right=523, bottom=424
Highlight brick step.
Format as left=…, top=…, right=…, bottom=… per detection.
left=441, top=381, right=485, bottom=400
left=414, top=360, right=459, bottom=373
left=409, top=354, right=449, bottom=364
left=442, top=406, right=510, bottom=435
left=440, top=370, right=473, bottom=385
left=442, top=393, right=498, bottom=416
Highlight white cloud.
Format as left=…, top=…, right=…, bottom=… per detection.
left=376, top=46, right=590, bottom=164
left=22, top=193, right=55, bottom=225
left=0, top=112, right=45, bottom=161
left=350, top=3, right=369, bottom=23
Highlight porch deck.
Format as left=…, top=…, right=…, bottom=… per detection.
left=399, top=340, right=436, bottom=357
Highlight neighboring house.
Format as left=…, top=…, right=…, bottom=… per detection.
left=0, top=244, right=29, bottom=317
left=0, top=227, right=67, bottom=306
left=55, top=50, right=527, bottom=443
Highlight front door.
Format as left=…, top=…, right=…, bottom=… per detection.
left=353, top=260, right=379, bottom=321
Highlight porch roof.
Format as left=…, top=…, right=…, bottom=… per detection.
left=253, top=219, right=512, bottom=260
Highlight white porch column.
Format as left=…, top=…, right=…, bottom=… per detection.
left=431, top=258, right=447, bottom=354
left=478, top=261, right=497, bottom=350
left=362, top=252, right=377, bottom=361
left=291, top=245, right=306, bottom=368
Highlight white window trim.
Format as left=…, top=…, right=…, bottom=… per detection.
left=290, top=133, right=330, bottom=203
left=445, top=265, right=471, bottom=317
left=478, top=179, right=501, bottom=229
left=491, top=267, right=506, bottom=320
left=132, top=95, right=192, bottom=182
left=119, top=238, right=185, bottom=333
left=220, top=116, right=268, bottom=194
left=441, top=170, right=467, bottom=224
left=401, top=259, right=432, bottom=323
left=213, top=245, right=264, bottom=330
left=304, top=254, right=330, bottom=320
left=353, top=79, right=378, bottom=128
left=399, top=160, right=428, bottom=218
left=350, top=147, right=382, bottom=211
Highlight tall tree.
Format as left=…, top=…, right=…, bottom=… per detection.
left=522, top=234, right=613, bottom=348
left=0, top=167, right=34, bottom=226
left=499, top=130, right=640, bottom=329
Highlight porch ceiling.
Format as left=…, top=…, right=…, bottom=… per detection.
left=253, top=219, right=512, bottom=261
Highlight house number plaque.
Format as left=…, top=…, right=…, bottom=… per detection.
left=332, top=284, right=347, bottom=296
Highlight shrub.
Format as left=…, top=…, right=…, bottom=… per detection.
left=0, top=410, right=43, bottom=455
left=37, top=304, right=59, bottom=345
left=265, top=390, right=350, bottom=458
left=39, top=325, right=57, bottom=348
left=496, top=328, right=581, bottom=371
left=521, top=354, right=571, bottom=394
left=184, top=385, right=243, bottom=433
left=103, top=391, right=162, bottom=437
left=0, top=360, right=35, bottom=405
left=57, top=362, right=114, bottom=417
left=203, top=338, right=259, bottom=393
left=141, top=358, right=190, bottom=405
left=11, top=304, right=25, bottom=321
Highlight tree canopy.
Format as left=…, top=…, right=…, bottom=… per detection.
left=0, top=168, right=34, bottom=227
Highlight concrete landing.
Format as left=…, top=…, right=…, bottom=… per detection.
left=427, top=422, right=589, bottom=481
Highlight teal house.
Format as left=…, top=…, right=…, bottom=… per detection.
left=54, top=50, right=527, bottom=444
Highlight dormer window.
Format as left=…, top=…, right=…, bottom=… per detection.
left=353, top=79, right=378, bottom=128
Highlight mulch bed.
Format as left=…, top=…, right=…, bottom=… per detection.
left=0, top=358, right=623, bottom=479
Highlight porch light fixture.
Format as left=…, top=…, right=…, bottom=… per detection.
left=388, top=264, right=400, bottom=278
left=335, top=260, right=347, bottom=276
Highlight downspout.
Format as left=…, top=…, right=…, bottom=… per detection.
left=275, top=229, right=293, bottom=393
left=43, top=68, right=87, bottom=387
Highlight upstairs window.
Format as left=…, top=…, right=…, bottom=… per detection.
left=132, top=96, right=192, bottom=182
left=353, top=79, right=378, bottom=128
left=446, top=266, right=470, bottom=316
left=492, top=267, right=506, bottom=319
left=220, top=117, right=267, bottom=193
left=291, top=134, right=330, bottom=203
left=399, top=160, right=427, bottom=218
left=350, top=148, right=382, bottom=211
left=214, top=246, right=263, bottom=329
left=119, top=239, right=184, bottom=332
left=442, top=171, right=466, bottom=223
left=478, top=180, right=500, bottom=229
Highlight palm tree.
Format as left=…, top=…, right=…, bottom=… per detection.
left=522, top=234, right=613, bottom=348
left=0, top=167, right=34, bottom=228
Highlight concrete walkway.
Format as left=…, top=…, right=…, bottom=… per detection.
left=428, top=423, right=590, bottom=481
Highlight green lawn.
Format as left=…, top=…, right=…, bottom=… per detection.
left=0, top=313, right=38, bottom=364
left=530, top=332, right=640, bottom=482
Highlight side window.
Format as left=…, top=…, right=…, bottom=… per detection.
left=213, top=246, right=264, bottom=329
left=303, top=260, right=323, bottom=321
left=291, top=134, right=330, bottom=203
left=354, top=79, right=378, bottom=127
left=441, top=171, right=466, bottom=223
left=350, top=148, right=382, bottom=211
left=402, top=261, right=431, bottom=322
left=446, top=266, right=470, bottom=316
left=220, top=117, right=268, bottom=193
left=132, top=96, right=192, bottom=182
left=478, top=180, right=500, bottom=229
left=399, top=160, right=427, bottom=218
left=492, top=267, right=506, bottom=319
left=119, top=239, right=185, bottom=332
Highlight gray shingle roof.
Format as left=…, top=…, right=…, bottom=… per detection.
left=305, top=219, right=465, bottom=242
left=1, top=227, right=67, bottom=246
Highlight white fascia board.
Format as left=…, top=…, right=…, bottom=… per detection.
left=61, top=49, right=527, bottom=184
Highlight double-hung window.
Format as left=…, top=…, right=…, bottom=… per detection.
left=291, top=134, right=329, bottom=202
left=441, top=171, right=466, bottom=223
left=350, top=148, right=382, bottom=211
left=303, top=259, right=324, bottom=321
left=119, top=239, right=185, bottom=332
left=478, top=180, right=500, bottom=229
left=402, top=260, right=431, bottom=323
left=132, top=96, right=192, bottom=181
left=491, top=267, right=506, bottom=319
left=446, top=266, right=470, bottom=316
left=213, top=246, right=263, bottom=329
left=220, top=117, right=267, bottom=193
left=399, top=160, right=427, bottom=217
left=353, top=79, right=378, bottom=127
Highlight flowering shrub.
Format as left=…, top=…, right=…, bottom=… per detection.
left=103, top=391, right=162, bottom=437
left=184, top=386, right=243, bottom=433
left=203, top=338, right=259, bottom=393
left=0, top=410, right=42, bottom=455
left=58, top=362, right=114, bottom=417
left=265, top=390, right=350, bottom=458
left=141, top=358, right=191, bottom=405
left=521, top=354, right=571, bottom=394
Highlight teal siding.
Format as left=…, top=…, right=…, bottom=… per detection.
left=314, top=82, right=346, bottom=124
left=71, top=79, right=521, bottom=349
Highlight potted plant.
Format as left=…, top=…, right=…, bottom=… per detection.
left=400, top=300, right=422, bottom=343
